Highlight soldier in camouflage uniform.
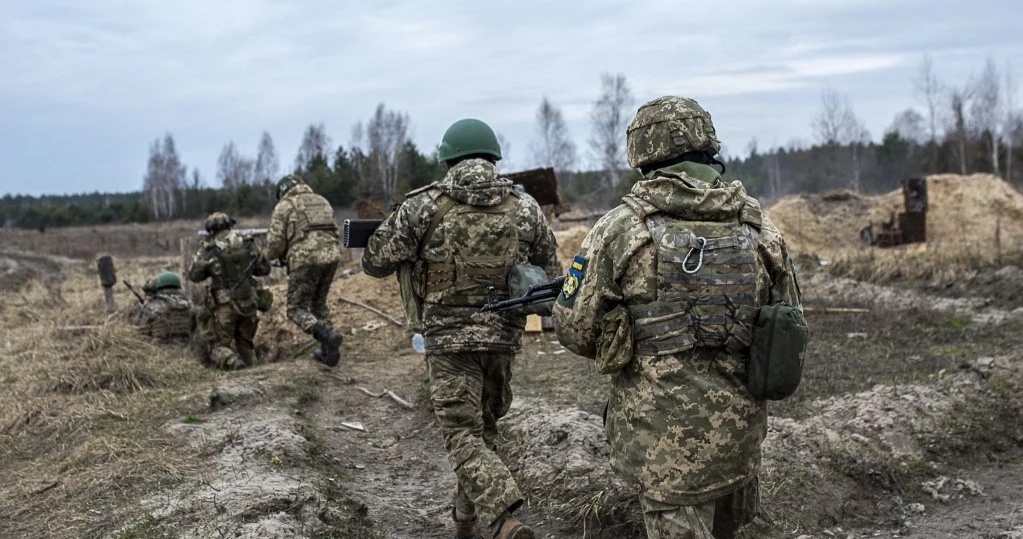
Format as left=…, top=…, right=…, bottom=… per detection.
left=188, top=212, right=271, bottom=370
left=130, top=271, right=196, bottom=344
left=553, top=97, right=802, bottom=539
left=265, top=174, right=344, bottom=366
left=362, top=119, right=560, bottom=539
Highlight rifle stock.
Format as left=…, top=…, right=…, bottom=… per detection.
left=123, top=280, right=144, bottom=304
left=344, top=219, right=384, bottom=248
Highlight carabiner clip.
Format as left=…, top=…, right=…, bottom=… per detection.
left=682, top=237, right=707, bottom=274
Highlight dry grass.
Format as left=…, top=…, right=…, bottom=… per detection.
left=825, top=240, right=1023, bottom=284
left=0, top=258, right=227, bottom=538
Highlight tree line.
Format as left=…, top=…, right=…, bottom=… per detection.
left=3, top=58, right=1020, bottom=230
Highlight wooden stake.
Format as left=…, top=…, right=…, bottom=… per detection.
left=337, top=297, right=404, bottom=327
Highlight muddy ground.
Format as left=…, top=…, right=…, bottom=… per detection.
left=1, top=247, right=1022, bottom=539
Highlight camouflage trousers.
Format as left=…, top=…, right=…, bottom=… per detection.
left=199, top=303, right=258, bottom=369
left=287, top=261, right=339, bottom=333
left=641, top=477, right=759, bottom=539
left=426, top=352, right=521, bottom=529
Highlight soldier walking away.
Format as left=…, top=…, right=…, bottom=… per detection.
left=361, top=118, right=560, bottom=539
left=265, top=174, right=344, bottom=367
left=188, top=212, right=271, bottom=370
left=553, top=97, right=804, bottom=539
left=129, top=271, right=196, bottom=344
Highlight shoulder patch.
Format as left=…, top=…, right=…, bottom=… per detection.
left=561, top=256, right=587, bottom=298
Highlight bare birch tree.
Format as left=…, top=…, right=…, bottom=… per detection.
left=254, top=131, right=280, bottom=202
left=588, top=73, right=633, bottom=193
left=366, top=103, right=411, bottom=202
left=890, top=109, right=928, bottom=144
left=294, top=123, right=332, bottom=172
left=948, top=87, right=973, bottom=174
left=812, top=88, right=869, bottom=191
left=1007, top=62, right=1017, bottom=183
left=496, top=133, right=512, bottom=172
left=971, top=58, right=1002, bottom=175
left=914, top=55, right=942, bottom=143
left=529, top=96, right=577, bottom=173
left=142, top=133, right=186, bottom=220
left=217, top=142, right=254, bottom=190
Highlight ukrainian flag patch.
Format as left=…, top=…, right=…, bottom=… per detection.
left=562, top=256, right=586, bottom=298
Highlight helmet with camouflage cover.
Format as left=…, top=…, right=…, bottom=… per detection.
left=204, top=212, right=236, bottom=234
left=626, top=96, right=721, bottom=169
left=154, top=271, right=182, bottom=290
left=275, top=174, right=304, bottom=201
left=437, top=119, right=502, bottom=162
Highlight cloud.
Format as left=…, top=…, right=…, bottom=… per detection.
left=0, top=0, right=1021, bottom=194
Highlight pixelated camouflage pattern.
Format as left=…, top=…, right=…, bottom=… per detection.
left=188, top=229, right=271, bottom=313
left=203, top=305, right=258, bottom=369
left=642, top=478, right=759, bottom=539
left=553, top=161, right=801, bottom=506
left=362, top=158, right=560, bottom=353
left=265, top=183, right=342, bottom=268
left=428, top=352, right=521, bottom=528
left=188, top=229, right=269, bottom=369
left=130, top=288, right=196, bottom=343
left=627, top=96, right=721, bottom=169
left=286, top=262, right=339, bottom=332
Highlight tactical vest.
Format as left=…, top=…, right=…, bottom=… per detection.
left=291, top=192, right=338, bottom=241
left=209, top=235, right=258, bottom=309
left=623, top=195, right=766, bottom=357
left=424, top=193, right=520, bottom=307
left=151, top=292, right=194, bottom=342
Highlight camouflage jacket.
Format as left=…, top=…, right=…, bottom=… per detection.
left=362, top=159, right=561, bottom=353
left=131, top=288, right=196, bottom=343
left=187, top=229, right=271, bottom=310
left=553, top=162, right=802, bottom=505
left=265, top=183, right=342, bottom=268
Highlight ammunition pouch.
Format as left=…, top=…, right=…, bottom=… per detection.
left=256, top=288, right=274, bottom=312
left=504, top=264, right=553, bottom=316
left=747, top=301, right=809, bottom=400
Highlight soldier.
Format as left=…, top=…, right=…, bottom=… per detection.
left=553, top=97, right=803, bottom=539
left=188, top=212, right=271, bottom=370
left=361, top=118, right=560, bottom=539
left=265, top=174, right=343, bottom=367
left=130, top=271, right=196, bottom=344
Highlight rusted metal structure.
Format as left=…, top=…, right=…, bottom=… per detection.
left=860, top=178, right=928, bottom=247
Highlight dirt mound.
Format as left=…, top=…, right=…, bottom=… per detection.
left=555, top=226, right=589, bottom=268
left=767, top=174, right=1023, bottom=255
left=502, top=398, right=641, bottom=532
left=0, top=249, right=74, bottom=289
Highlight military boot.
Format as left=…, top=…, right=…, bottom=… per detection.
left=491, top=512, right=534, bottom=539
left=452, top=509, right=481, bottom=539
left=312, top=323, right=342, bottom=367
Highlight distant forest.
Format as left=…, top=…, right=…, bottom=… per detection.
left=3, top=56, right=1020, bottom=230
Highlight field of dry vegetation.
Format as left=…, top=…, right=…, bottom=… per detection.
left=2, top=174, right=1023, bottom=538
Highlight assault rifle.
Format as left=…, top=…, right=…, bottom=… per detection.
left=123, top=280, right=145, bottom=304
left=481, top=276, right=566, bottom=312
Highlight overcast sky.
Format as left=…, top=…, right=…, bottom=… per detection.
left=1, top=0, right=1021, bottom=196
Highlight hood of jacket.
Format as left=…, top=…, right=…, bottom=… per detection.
left=438, top=158, right=512, bottom=207
left=282, top=183, right=314, bottom=200
left=629, top=161, right=749, bottom=221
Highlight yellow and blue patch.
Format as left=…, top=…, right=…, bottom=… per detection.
left=561, top=256, right=587, bottom=299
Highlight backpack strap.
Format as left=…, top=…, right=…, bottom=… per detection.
left=419, top=194, right=457, bottom=257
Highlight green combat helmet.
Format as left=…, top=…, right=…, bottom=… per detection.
left=626, top=96, right=721, bottom=170
left=154, top=272, right=182, bottom=291
left=437, top=119, right=502, bottom=163
left=275, top=174, right=303, bottom=201
left=204, top=212, right=236, bottom=234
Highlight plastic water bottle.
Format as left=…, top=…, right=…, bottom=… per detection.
left=411, top=333, right=426, bottom=354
